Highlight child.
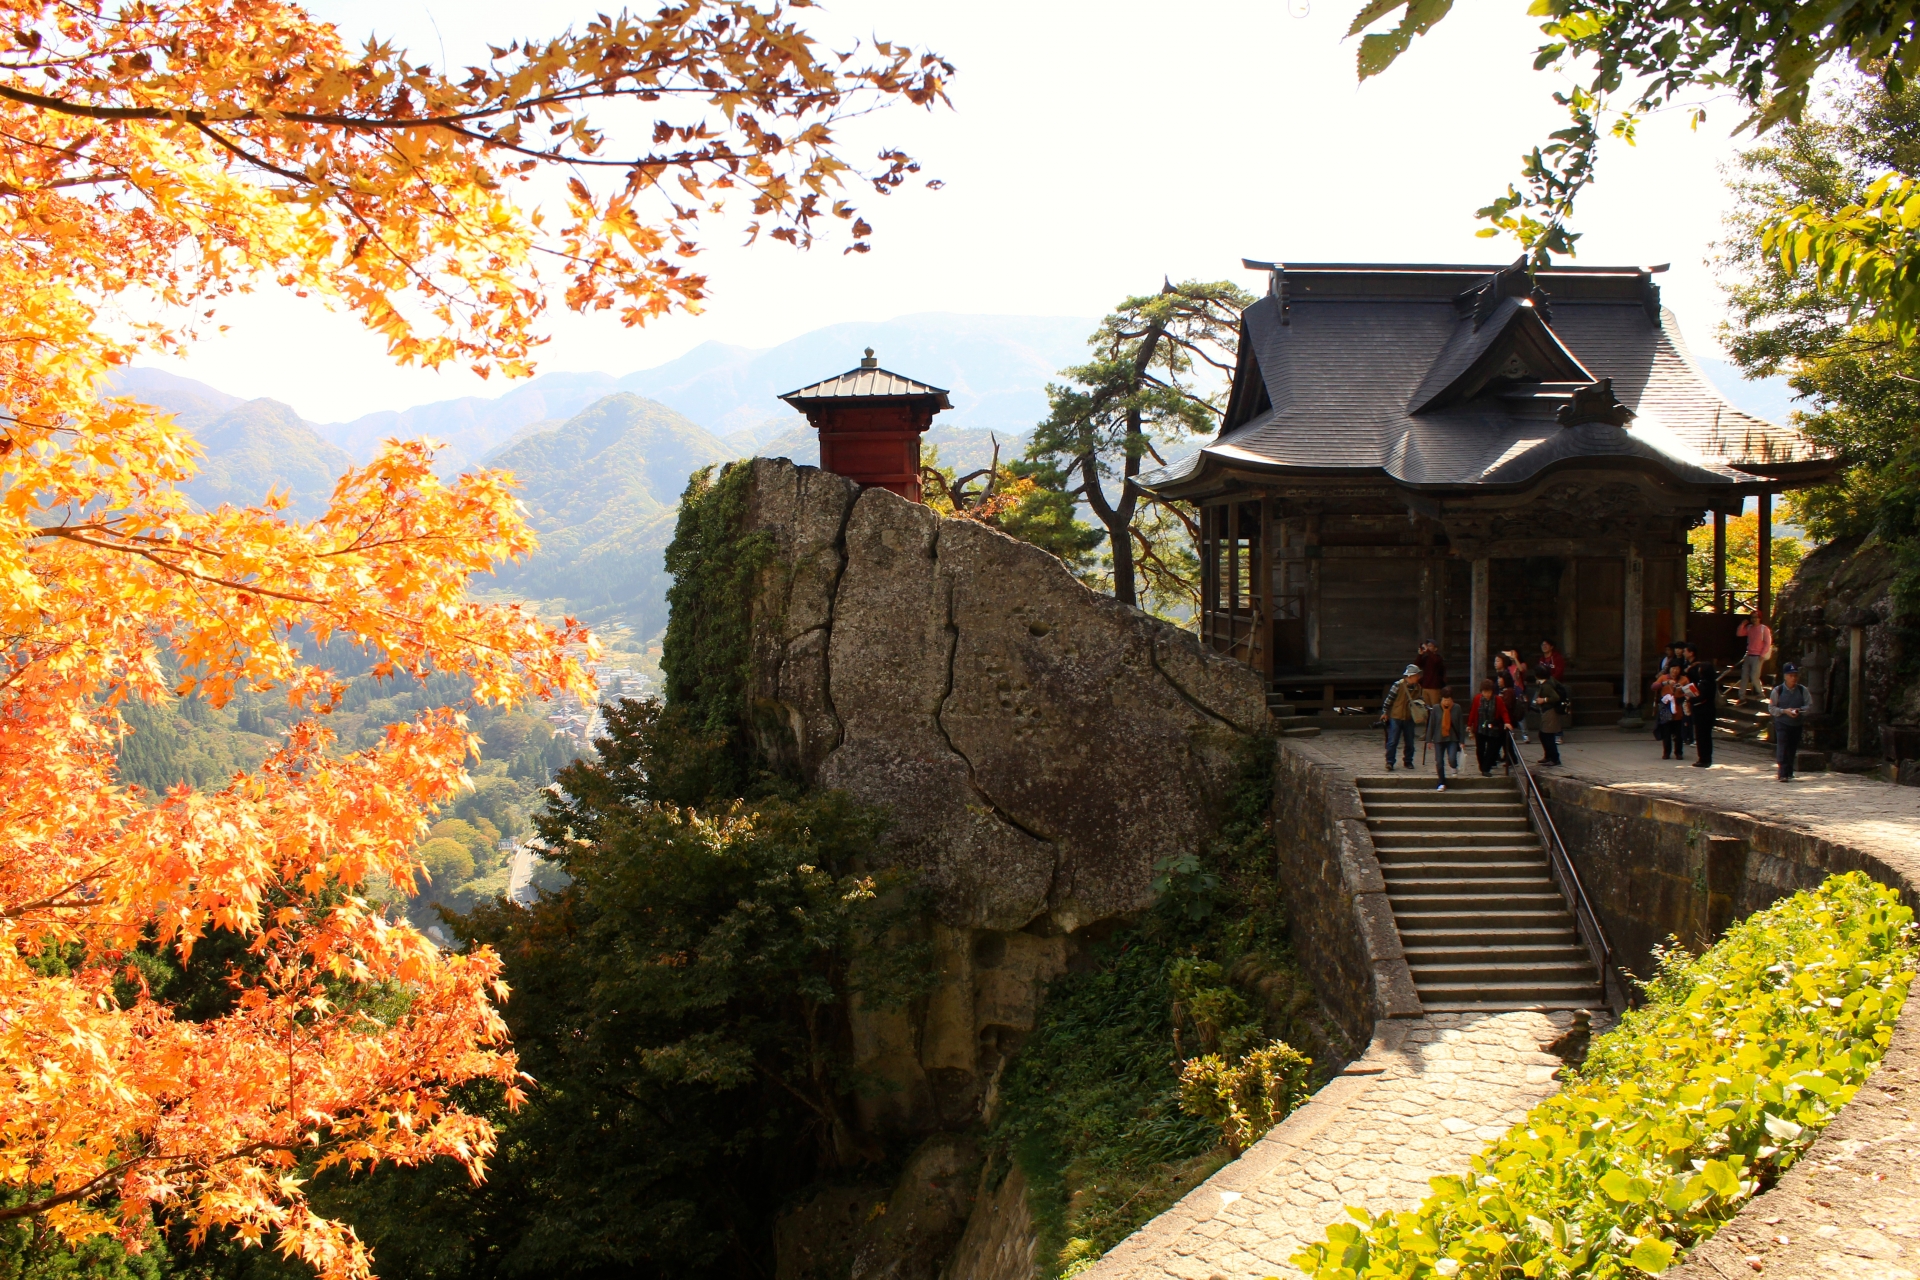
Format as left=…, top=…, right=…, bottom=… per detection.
left=1428, top=685, right=1466, bottom=791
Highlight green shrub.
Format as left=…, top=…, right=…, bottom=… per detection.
left=1292, top=871, right=1916, bottom=1280
left=1179, top=1039, right=1314, bottom=1155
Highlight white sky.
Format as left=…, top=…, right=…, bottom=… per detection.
left=141, top=0, right=1769, bottom=423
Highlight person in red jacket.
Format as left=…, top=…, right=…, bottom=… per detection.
left=1469, top=677, right=1513, bottom=776
left=1538, top=638, right=1568, bottom=682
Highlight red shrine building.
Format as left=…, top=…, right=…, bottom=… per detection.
left=1137, top=260, right=1836, bottom=721
left=780, top=348, right=951, bottom=503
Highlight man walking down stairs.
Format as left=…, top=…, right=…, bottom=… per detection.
left=1358, top=774, right=1605, bottom=1011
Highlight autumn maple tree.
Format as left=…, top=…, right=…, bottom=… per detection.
left=0, top=1, right=946, bottom=1276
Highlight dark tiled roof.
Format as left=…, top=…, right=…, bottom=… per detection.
left=779, top=356, right=952, bottom=409
left=1140, top=263, right=1826, bottom=496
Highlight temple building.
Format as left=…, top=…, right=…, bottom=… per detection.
left=1137, top=260, right=1834, bottom=720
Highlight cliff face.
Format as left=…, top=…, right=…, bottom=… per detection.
left=745, top=456, right=1264, bottom=935
left=1772, top=533, right=1910, bottom=754
left=737, top=459, right=1266, bottom=1275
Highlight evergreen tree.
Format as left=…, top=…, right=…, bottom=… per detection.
left=1026, top=281, right=1252, bottom=611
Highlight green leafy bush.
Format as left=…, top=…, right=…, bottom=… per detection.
left=1179, top=1039, right=1314, bottom=1155
left=1293, top=871, right=1916, bottom=1280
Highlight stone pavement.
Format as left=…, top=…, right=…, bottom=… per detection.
left=1082, top=1009, right=1597, bottom=1280
left=1303, top=724, right=1920, bottom=869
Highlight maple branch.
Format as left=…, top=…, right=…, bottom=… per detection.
left=0, top=1153, right=148, bottom=1222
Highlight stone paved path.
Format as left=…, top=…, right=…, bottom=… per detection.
left=1083, top=1009, right=1594, bottom=1280
left=1302, top=726, right=1920, bottom=867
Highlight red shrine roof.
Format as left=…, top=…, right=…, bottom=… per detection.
left=779, top=348, right=952, bottom=410
left=1140, top=260, right=1832, bottom=501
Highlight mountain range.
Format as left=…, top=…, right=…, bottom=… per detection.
left=107, top=314, right=1799, bottom=648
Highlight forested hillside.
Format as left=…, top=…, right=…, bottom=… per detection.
left=479, top=394, right=738, bottom=638
left=110, top=368, right=354, bottom=518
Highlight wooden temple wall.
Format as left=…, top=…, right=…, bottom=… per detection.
left=1199, top=496, right=1691, bottom=714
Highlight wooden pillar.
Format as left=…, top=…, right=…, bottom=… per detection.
left=1712, top=510, right=1727, bottom=613
left=1470, top=557, right=1490, bottom=692
left=1849, top=625, right=1867, bottom=755
left=1622, top=544, right=1644, bottom=712
left=1557, top=560, right=1579, bottom=665
left=1673, top=582, right=1689, bottom=642
left=1227, top=503, right=1241, bottom=660
left=1417, top=561, right=1437, bottom=650
left=1757, top=491, right=1774, bottom=622
left=1254, top=497, right=1272, bottom=680
left=1199, top=506, right=1214, bottom=649
left=1304, top=516, right=1321, bottom=665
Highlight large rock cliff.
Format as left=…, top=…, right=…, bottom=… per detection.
left=737, top=458, right=1266, bottom=1275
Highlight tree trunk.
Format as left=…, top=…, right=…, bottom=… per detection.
left=1099, top=295, right=1173, bottom=607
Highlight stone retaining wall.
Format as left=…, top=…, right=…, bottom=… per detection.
left=1540, top=777, right=1917, bottom=982
left=1272, top=741, right=1423, bottom=1049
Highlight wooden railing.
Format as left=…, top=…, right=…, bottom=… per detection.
left=1508, top=729, right=1628, bottom=1013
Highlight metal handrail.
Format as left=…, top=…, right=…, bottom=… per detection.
left=1507, top=729, right=1628, bottom=1012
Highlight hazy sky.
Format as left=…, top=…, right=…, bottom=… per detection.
left=142, top=1, right=1774, bottom=422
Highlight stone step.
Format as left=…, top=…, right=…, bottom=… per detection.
left=1367, top=816, right=1533, bottom=834
left=1360, top=801, right=1529, bottom=818
left=1404, top=941, right=1592, bottom=964
left=1409, top=959, right=1599, bottom=984
left=1391, top=905, right=1579, bottom=931
left=1374, top=852, right=1551, bottom=871
left=1382, top=860, right=1553, bottom=882
left=1387, top=876, right=1559, bottom=897
left=1415, top=979, right=1605, bottom=1006
left=1359, top=775, right=1516, bottom=790
left=1369, top=832, right=1545, bottom=851
left=1367, top=799, right=1530, bottom=817
left=1397, top=936, right=1589, bottom=955
left=1422, top=997, right=1605, bottom=1012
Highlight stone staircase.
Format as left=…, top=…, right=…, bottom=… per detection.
left=1716, top=695, right=1771, bottom=741
left=1357, top=774, right=1606, bottom=1012
left=1266, top=693, right=1321, bottom=738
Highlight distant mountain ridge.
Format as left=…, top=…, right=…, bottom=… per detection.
left=303, top=312, right=1097, bottom=471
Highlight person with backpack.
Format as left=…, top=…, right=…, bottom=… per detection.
left=1769, top=662, right=1810, bottom=782
left=1469, top=677, right=1512, bottom=777
left=1377, top=664, right=1423, bottom=771
left=1428, top=685, right=1466, bottom=790
left=1530, top=663, right=1570, bottom=766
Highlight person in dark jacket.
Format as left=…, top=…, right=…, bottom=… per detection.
left=1538, top=639, right=1568, bottom=682
left=1531, top=664, right=1570, bottom=766
left=1469, top=677, right=1512, bottom=776
left=1769, top=663, right=1811, bottom=781
left=1683, top=640, right=1718, bottom=767
left=1427, top=685, right=1466, bottom=790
